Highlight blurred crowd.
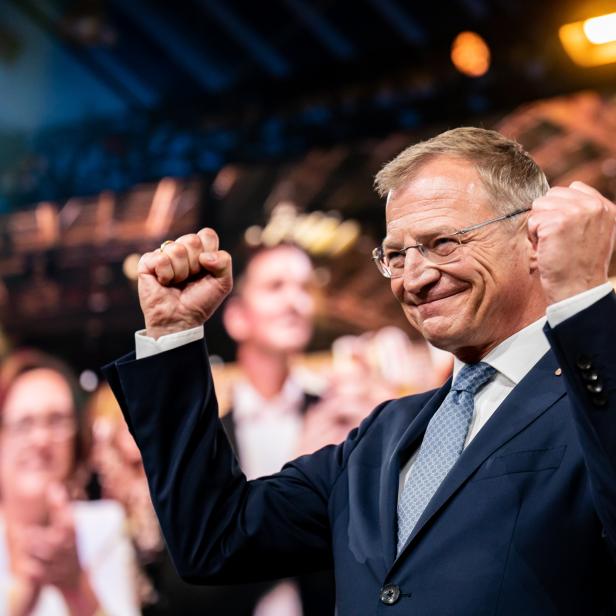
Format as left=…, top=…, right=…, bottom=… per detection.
left=0, top=243, right=452, bottom=616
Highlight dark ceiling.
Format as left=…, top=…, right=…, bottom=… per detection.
left=1, top=0, right=614, bottom=210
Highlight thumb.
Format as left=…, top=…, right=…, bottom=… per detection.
left=198, top=250, right=233, bottom=286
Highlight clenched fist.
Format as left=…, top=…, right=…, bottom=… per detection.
left=529, top=182, right=616, bottom=305
left=138, top=228, right=233, bottom=339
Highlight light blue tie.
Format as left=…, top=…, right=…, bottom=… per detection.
left=397, top=362, right=496, bottom=554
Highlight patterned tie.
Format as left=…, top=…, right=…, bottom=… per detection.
left=397, top=362, right=496, bottom=554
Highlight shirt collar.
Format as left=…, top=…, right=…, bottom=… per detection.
left=452, top=316, right=549, bottom=385
left=233, top=376, right=305, bottom=422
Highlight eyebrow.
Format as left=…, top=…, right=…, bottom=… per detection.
left=382, top=225, right=454, bottom=248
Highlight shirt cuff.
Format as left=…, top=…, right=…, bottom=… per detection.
left=135, top=325, right=205, bottom=359
left=546, top=283, right=613, bottom=328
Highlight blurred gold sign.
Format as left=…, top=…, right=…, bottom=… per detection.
left=244, top=202, right=361, bottom=257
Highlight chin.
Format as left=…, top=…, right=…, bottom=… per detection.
left=413, top=316, right=467, bottom=352
left=275, top=329, right=312, bottom=350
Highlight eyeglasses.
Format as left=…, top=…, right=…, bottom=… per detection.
left=372, top=207, right=531, bottom=279
left=1, top=413, right=77, bottom=442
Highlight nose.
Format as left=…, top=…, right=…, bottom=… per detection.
left=287, top=286, right=314, bottom=316
left=28, top=423, right=54, bottom=448
left=401, top=248, right=440, bottom=294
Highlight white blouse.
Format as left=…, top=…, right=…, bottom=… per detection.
left=0, top=500, right=140, bottom=616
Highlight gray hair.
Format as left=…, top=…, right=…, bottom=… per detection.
left=374, top=127, right=549, bottom=215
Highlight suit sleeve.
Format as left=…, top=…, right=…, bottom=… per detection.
left=544, top=291, right=616, bottom=556
left=102, top=339, right=385, bottom=584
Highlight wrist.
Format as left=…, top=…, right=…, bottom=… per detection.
left=145, top=320, right=203, bottom=340
left=543, top=277, right=608, bottom=305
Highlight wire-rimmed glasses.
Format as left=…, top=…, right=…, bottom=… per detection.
left=372, top=207, right=531, bottom=279
left=1, top=412, right=77, bottom=443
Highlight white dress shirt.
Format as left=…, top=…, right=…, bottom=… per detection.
left=232, top=377, right=306, bottom=481
left=0, top=501, right=139, bottom=616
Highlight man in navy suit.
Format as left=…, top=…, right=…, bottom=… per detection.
left=105, top=127, right=616, bottom=615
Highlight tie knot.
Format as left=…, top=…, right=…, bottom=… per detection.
left=451, top=362, right=496, bottom=395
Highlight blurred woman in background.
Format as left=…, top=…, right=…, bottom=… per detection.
left=0, top=349, right=139, bottom=616
left=88, top=384, right=163, bottom=612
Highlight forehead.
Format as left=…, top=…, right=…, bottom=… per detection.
left=384, top=157, right=492, bottom=239
left=244, top=247, right=313, bottom=286
left=2, top=368, right=73, bottom=420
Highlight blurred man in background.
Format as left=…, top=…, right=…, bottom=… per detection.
left=220, top=243, right=335, bottom=616
left=221, top=244, right=318, bottom=480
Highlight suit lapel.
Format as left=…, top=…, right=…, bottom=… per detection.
left=380, top=382, right=451, bottom=567
left=393, top=350, right=566, bottom=564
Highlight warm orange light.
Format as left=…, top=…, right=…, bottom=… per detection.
left=584, top=12, right=616, bottom=44
left=559, top=12, right=616, bottom=66
left=450, top=31, right=491, bottom=78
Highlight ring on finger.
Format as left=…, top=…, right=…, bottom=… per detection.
left=160, top=240, right=174, bottom=254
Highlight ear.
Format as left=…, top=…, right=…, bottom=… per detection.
left=222, top=298, right=250, bottom=343
left=526, top=220, right=539, bottom=274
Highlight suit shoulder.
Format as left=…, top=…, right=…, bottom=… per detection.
left=374, top=388, right=441, bottom=422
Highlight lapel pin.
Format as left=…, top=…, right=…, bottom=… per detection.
left=554, top=368, right=562, bottom=376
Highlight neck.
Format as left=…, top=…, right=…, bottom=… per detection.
left=237, top=343, right=291, bottom=399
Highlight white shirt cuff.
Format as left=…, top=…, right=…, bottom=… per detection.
left=135, top=325, right=205, bottom=359
left=546, top=283, right=613, bottom=328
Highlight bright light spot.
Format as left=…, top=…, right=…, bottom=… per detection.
left=123, top=253, right=141, bottom=280
left=560, top=13, right=616, bottom=66
left=451, top=31, right=491, bottom=77
left=212, top=166, right=238, bottom=198
left=244, top=226, right=263, bottom=247
left=584, top=12, right=616, bottom=45
left=79, top=370, right=99, bottom=393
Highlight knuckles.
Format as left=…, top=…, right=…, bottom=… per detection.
left=176, top=233, right=202, bottom=249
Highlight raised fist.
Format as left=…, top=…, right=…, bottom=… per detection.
left=529, top=182, right=616, bottom=304
left=137, top=228, right=233, bottom=339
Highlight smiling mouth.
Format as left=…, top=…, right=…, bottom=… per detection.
left=414, top=289, right=466, bottom=307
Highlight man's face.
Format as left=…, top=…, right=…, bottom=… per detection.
left=386, top=156, right=535, bottom=359
left=235, top=246, right=315, bottom=354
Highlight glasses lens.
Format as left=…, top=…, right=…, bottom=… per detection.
left=373, top=229, right=464, bottom=279
left=3, top=413, right=76, bottom=442
left=372, top=247, right=393, bottom=278
left=426, top=231, right=462, bottom=262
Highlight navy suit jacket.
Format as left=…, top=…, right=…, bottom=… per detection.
left=104, top=294, right=616, bottom=615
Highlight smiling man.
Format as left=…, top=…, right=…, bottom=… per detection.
left=380, top=155, right=547, bottom=360
left=105, top=127, right=616, bottom=615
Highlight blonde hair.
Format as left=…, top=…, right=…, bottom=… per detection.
left=374, top=127, right=549, bottom=214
